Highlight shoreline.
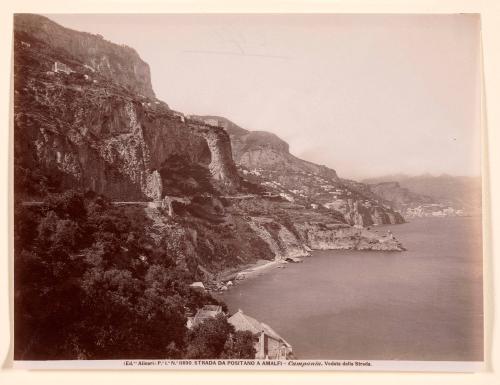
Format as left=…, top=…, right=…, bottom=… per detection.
left=217, top=216, right=482, bottom=361
left=210, top=259, right=286, bottom=293
left=234, top=259, right=285, bottom=280
left=211, top=221, right=410, bottom=293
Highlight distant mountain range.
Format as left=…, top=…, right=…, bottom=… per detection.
left=362, top=174, right=482, bottom=217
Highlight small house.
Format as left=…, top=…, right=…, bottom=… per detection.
left=189, top=281, right=205, bottom=291
left=228, top=310, right=293, bottom=360
left=52, top=61, right=73, bottom=75
left=204, top=118, right=220, bottom=127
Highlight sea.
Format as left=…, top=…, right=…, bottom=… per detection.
left=220, top=216, right=484, bottom=361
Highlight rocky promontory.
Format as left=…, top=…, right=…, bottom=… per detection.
left=296, top=222, right=405, bottom=251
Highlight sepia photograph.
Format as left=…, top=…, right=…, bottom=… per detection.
left=11, top=13, right=483, bottom=370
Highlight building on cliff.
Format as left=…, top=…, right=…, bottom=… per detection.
left=186, top=304, right=223, bottom=329
left=52, top=61, right=73, bottom=75
left=228, top=310, right=293, bottom=360
left=203, top=118, right=222, bottom=127
left=189, top=281, right=205, bottom=291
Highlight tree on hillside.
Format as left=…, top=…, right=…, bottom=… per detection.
left=221, top=331, right=256, bottom=359
left=185, top=314, right=256, bottom=359
left=14, top=190, right=248, bottom=360
left=185, top=314, right=234, bottom=359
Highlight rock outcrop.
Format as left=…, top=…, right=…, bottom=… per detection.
left=187, top=122, right=241, bottom=191
left=327, top=198, right=404, bottom=226
left=296, top=222, right=405, bottom=251
left=14, top=14, right=155, bottom=98
left=192, top=116, right=339, bottom=180
left=14, top=17, right=239, bottom=200
left=247, top=217, right=310, bottom=260
left=193, top=116, right=404, bottom=227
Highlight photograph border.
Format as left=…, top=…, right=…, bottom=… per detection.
left=1, top=0, right=499, bottom=384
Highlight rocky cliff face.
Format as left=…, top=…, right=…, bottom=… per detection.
left=140, top=195, right=404, bottom=288
left=14, top=17, right=239, bottom=200
left=226, top=198, right=405, bottom=265
left=205, top=116, right=339, bottom=180
left=187, top=123, right=240, bottom=190
left=327, top=197, right=404, bottom=226
left=247, top=217, right=311, bottom=259
left=296, top=222, right=405, bottom=251
left=14, top=14, right=155, bottom=99
left=194, top=116, right=404, bottom=227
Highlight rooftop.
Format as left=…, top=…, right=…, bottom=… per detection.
left=228, top=310, right=291, bottom=348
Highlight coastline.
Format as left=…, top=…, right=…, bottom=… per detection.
left=210, top=259, right=287, bottom=293
left=210, top=221, right=410, bottom=293
left=234, top=259, right=286, bottom=280
left=213, top=216, right=480, bottom=293
left=218, top=216, right=483, bottom=361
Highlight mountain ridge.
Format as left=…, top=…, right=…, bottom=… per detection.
left=193, top=115, right=404, bottom=227
left=362, top=174, right=482, bottom=217
left=14, top=13, right=405, bottom=284
left=15, top=13, right=156, bottom=99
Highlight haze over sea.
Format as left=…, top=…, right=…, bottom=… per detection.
left=221, top=217, right=483, bottom=360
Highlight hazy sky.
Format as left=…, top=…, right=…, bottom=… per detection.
left=47, top=14, right=481, bottom=179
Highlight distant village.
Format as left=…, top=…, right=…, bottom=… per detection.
left=403, top=203, right=466, bottom=218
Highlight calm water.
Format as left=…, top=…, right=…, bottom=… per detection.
left=220, top=217, right=483, bottom=360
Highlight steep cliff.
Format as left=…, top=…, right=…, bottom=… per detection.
left=247, top=217, right=311, bottom=259
left=228, top=198, right=405, bottom=260
left=15, top=14, right=155, bottom=98
left=197, top=115, right=339, bottom=180
left=187, top=123, right=240, bottom=190
left=296, top=222, right=405, bottom=251
left=194, top=116, right=404, bottom=226
left=14, top=18, right=240, bottom=200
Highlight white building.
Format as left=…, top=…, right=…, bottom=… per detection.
left=52, top=61, right=73, bottom=75
left=189, top=281, right=205, bottom=291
